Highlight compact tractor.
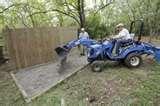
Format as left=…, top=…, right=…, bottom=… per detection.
left=55, top=20, right=160, bottom=72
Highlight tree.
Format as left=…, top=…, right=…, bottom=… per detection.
left=0, top=0, right=114, bottom=28
left=0, top=0, right=159, bottom=37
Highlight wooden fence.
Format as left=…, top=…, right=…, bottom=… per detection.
left=3, top=27, right=77, bottom=69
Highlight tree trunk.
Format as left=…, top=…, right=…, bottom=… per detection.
left=78, top=0, right=85, bottom=28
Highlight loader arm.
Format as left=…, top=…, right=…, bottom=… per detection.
left=55, top=38, right=97, bottom=56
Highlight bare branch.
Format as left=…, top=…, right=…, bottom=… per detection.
left=17, top=12, right=30, bottom=27
left=28, top=9, right=80, bottom=25
left=0, top=3, right=27, bottom=14
left=63, top=0, right=78, bottom=10
left=63, top=0, right=79, bottom=16
left=94, top=0, right=114, bottom=14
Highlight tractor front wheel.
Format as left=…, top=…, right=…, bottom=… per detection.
left=124, top=53, right=142, bottom=68
left=91, top=61, right=104, bottom=72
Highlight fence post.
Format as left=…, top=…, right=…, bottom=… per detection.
left=2, top=26, right=18, bottom=68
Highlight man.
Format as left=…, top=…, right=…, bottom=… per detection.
left=113, top=23, right=132, bottom=55
left=79, top=28, right=89, bottom=39
left=79, top=28, right=89, bottom=55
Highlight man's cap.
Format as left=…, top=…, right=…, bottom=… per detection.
left=116, top=23, right=124, bottom=28
left=81, top=28, right=85, bottom=31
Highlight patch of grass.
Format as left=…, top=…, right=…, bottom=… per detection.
left=130, top=63, right=160, bottom=105
left=0, top=71, right=25, bottom=106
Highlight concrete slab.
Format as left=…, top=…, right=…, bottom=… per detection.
left=11, top=50, right=88, bottom=102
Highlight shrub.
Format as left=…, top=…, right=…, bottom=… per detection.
left=85, top=13, right=109, bottom=39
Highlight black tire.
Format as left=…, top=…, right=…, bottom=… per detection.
left=124, top=53, right=142, bottom=68
left=91, top=61, right=103, bottom=72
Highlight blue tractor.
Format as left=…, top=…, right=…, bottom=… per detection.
left=55, top=20, right=160, bottom=72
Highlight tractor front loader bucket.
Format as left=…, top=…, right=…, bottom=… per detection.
left=55, top=46, right=68, bottom=57
left=55, top=46, right=69, bottom=65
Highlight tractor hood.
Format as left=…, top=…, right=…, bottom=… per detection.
left=87, top=40, right=113, bottom=61
left=90, top=43, right=102, bottom=49
left=88, top=44, right=103, bottom=59
left=89, top=40, right=112, bottom=51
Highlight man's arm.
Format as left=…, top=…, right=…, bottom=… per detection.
left=113, top=34, right=125, bottom=39
left=113, top=29, right=127, bottom=39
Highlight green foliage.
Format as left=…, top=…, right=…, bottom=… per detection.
left=131, top=63, right=160, bottom=105
left=0, top=0, right=159, bottom=36
left=100, top=0, right=160, bottom=36
left=86, top=13, right=109, bottom=38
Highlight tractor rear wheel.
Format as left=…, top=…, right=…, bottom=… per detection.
left=124, top=53, right=142, bottom=68
left=91, top=61, right=104, bottom=72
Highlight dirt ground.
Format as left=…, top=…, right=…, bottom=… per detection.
left=11, top=52, right=88, bottom=102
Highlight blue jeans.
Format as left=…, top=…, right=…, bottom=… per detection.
left=115, top=39, right=132, bottom=54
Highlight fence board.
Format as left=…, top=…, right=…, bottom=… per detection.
left=4, top=27, right=77, bottom=70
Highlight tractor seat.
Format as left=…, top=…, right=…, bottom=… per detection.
left=120, top=39, right=134, bottom=47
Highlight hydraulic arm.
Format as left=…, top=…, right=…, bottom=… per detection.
left=55, top=38, right=97, bottom=56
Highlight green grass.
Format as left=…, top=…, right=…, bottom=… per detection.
left=130, top=63, right=160, bottom=106
left=0, top=61, right=160, bottom=106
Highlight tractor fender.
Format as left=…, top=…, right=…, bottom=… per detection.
left=121, top=45, right=145, bottom=58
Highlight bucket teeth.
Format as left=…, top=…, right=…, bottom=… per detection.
left=55, top=46, right=68, bottom=56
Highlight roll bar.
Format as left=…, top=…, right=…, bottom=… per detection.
left=129, top=19, right=144, bottom=42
